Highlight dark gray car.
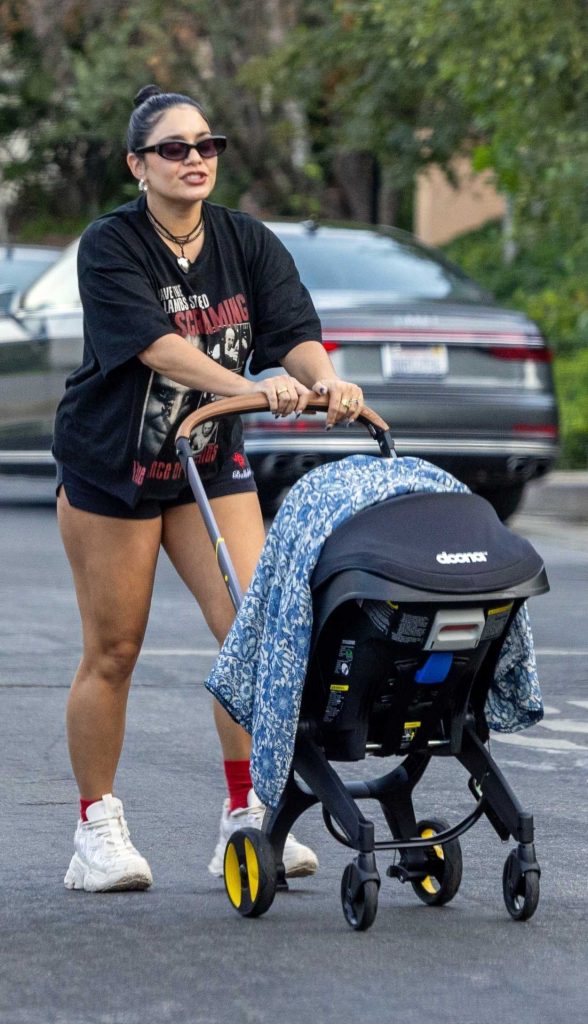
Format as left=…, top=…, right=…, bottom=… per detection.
left=247, top=223, right=559, bottom=519
left=0, top=224, right=558, bottom=519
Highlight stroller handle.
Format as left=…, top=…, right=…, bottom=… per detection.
left=175, top=393, right=394, bottom=457
left=174, top=394, right=394, bottom=613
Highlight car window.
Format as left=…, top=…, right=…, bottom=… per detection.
left=271, top=227, right=486, bottom=302
left=16, top=224, right=487, bottom=311
left=21, top=239, right=81, bottom=311
left=0, top=252, right=61, bottom=310
left=0, top=257, right=55, bottom=289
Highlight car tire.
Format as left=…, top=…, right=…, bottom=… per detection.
left=257, top=483, right=288, bottom=519
left=477, top=483, right=525, bottom=522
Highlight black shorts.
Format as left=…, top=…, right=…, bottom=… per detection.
left=56, top=447, right=257, bottom=520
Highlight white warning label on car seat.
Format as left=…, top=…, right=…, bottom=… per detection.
left=389, top=612, right=430, bottom=644
left=324, top=640, right=356, bottom=722
left=335, top=639, right=356, bottom=676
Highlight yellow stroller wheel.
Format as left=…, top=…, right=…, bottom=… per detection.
left=223, top=827, right=277, bottom=917
left=410, top=817, right=463, bottom=906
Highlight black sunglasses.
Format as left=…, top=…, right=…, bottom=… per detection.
left=136, top=135, right=227, bottom=161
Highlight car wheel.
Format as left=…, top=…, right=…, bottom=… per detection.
left=477, top=483, right=525, bottom=522
left=257, top=483, right=288, bottom=518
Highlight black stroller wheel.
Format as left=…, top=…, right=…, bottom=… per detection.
left=502, top=851, right=540, bottom=921
left=340, top=862, right=379, bottom=931
left=223, top=827, right=277, bottom=918
left=410, top=818, right=463, bottom=907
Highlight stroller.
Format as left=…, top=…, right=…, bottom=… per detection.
left=176, top=396, right=548, bottom=931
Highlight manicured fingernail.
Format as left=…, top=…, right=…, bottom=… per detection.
left=295, top=411, right=302, bottom=419
left=325, top=424, right=333, bottom=431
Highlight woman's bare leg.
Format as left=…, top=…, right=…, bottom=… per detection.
left=163, top=490, right=318, bottom=877
left=161, top=491, right=266, bottom=760
left=57, top=490, right=162, bottom=798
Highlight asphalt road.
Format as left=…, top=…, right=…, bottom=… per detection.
left=0, top=481, right=587, bottom=1024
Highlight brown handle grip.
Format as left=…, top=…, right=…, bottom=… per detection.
left=175, top=393, right=389, bottom=442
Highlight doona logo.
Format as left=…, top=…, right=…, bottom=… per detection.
left=436, top=550, right=488, bottom=564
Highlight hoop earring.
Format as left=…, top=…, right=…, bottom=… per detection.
left=138, top=179, right=148, bottom=193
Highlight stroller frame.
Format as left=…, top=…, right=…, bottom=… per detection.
left=176, top=395, right=545, bottom=930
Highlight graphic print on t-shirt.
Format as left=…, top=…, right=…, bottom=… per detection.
left=135, top=286, right=252, bottom=486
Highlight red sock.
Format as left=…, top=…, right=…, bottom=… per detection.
left=80, top=797, right=101, bottom=822
left=224, top=760, right=252, bottom=812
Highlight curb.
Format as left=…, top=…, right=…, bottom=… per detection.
left=519, top=471, right=588, bottom=523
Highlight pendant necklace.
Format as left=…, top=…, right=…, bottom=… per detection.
left=146, top=207, right=204, bottom=273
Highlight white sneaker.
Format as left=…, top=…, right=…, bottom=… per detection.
left=64, top=794, right=153, bottom=892
left=207, top=788, right=318, bottom=879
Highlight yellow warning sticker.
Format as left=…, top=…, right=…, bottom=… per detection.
left=330, top=684, right=350, bottom=692
left=404, top=721, right=421, bottom=729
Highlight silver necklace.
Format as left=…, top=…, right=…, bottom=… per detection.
left=146, top=207, right=204, bottom=272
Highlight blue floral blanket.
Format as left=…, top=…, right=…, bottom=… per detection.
left=206, top=455, right=543, bottom=808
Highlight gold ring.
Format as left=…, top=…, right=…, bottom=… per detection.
left=276, top=387, right=289, bottom=396
left=341, top=399, right=351, bottom=408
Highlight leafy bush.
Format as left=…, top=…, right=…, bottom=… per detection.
left=553, top=350, right=588, bottom=468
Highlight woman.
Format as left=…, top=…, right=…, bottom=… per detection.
left=54, top=84, right=364, bottom=892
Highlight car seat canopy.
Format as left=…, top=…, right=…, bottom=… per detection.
left=311, top=492, right=544, bottom=595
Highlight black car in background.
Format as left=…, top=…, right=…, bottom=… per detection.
left=0, top=223, right=558, bottom=519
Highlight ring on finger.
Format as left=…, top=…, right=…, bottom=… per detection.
left=276, top=387, right=289, bottom=396
left=341, top=398, right=351, bottom=409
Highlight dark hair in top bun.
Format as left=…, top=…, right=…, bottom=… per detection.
left=127, top=84, right=210, bottom=152
left=133, top=84, right=163, bottom=108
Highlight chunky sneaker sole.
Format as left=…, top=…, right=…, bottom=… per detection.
left=64, top=851, right=153, bottom=893
left=208, top=790, right=318, bottom=879
left=64, top=794, right=153, bottom=893
left=281, top=848, right=319, bottom=878
left=208, top=835, right=318, bottom=879
left=208, top=841, right=318, bottom=879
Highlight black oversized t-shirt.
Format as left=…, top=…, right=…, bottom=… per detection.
left=53, top=196, right=322, bottom=505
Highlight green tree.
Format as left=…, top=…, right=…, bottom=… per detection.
left=0, top=0, right=340, bottom=234
left=3, top=0, right=588, bottom=255
left=0, top=1, right=177, bottom=229
left=337, top=0, right=588, bottom=249
left=239, top=0, right=473, bottom=224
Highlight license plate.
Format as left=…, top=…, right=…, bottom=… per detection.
left=381, top=344, right=448, bottom=377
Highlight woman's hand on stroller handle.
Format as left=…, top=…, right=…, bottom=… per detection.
left=246, top=375, right=365, bottom=427
left=175, top=393, right=391, bottom=444
left=311, top=377, right=364, bottom=429
left=252, top=375, right=312, bottom=418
